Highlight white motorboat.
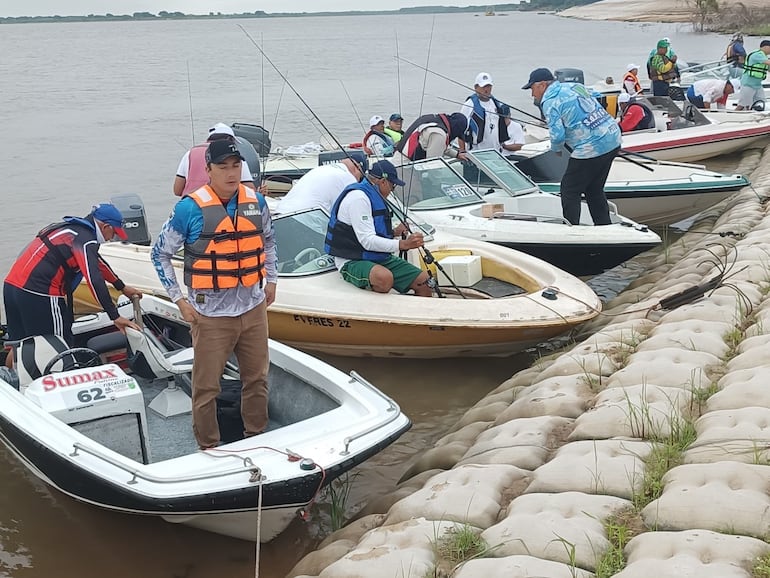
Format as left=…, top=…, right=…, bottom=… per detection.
left=72, top=203, right=602, bottom=358
left=522, top=96, right=770, bottom=163
left=505, top=147, right=750, bottom=226
left=0, top=295, right=411, bottom=542
left=391, top=152, right=661, bottom=276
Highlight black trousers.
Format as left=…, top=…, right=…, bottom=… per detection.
left=560, top=147, right=619, bottom=226
left=2, top=283, right=73, bottom=345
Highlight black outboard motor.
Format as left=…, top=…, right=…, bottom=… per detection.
left=110, top=193, right=151, bottom=246
left=234, top=136, right=261, bottom=184
left=554, top=68, right=585, bottom=84
left=231, top=123, right=271, bottom=158
left=318, top=149, right=369, bottom=172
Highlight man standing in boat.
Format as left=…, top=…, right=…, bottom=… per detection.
left=648, top=39, right=678, bottom=97
left=173, top=123, right=256, bottom=197
left=523, top=67, right=621, bottom=226
left=324, top=160, right=431, bottom=297
left=152, top=139, right=277, bottom=450
left=363, top=116, right=396, bottom=157
left=736, top=40, right=770, bottom=111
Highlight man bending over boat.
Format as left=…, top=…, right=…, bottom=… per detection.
left=3, top=204, right=142, bottom=349
left=152, top=139, right=277, bottom=450
left=324, top=160, right=431, bottom=297
left=275, top=151, right=366, bottom=214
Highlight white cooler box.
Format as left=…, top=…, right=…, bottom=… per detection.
left=436, top=255, right=482, bottom=287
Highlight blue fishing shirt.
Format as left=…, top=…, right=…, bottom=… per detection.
left=541, top=81, right=622, bottom=159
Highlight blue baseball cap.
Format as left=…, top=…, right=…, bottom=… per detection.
left=389, top=113, right=403, bottom=122
left=369, top=160, right=405, bottom=187
left=91, top=203, right=128, bottom=240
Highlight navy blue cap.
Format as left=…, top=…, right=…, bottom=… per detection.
left=389, top=113, right=404, bottom=121
left=369, top=160, right=405, bottom=187
left=522, top=68, right=555, bottom=89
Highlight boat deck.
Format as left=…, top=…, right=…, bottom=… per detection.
left=132, top=364, right=339, bottom=464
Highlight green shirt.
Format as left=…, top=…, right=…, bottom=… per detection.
left=741, top=50, right=769, bottom=89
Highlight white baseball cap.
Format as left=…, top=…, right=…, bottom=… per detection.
left=627, top=63, right=640, bottom=72
left=208, top=122, right=234, bottom=137
left=369, top=115, right=385, bottom=127
left=475, top=72, right=493, bottom=87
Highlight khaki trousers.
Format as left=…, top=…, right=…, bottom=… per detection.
left=189, top=300, right=269, bottom=448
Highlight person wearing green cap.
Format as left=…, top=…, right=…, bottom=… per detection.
left=648, top=39, right=678, bottom=96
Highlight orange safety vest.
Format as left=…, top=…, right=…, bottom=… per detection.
left=623, top=71, right=642, bottom=94
left=183, top=185, right=265, bottom=291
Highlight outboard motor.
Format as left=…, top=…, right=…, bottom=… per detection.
left=554, top=68, right=585, bottom=85
left=110, top=193, right=151, bottom=246
left=318, top=149, right=369, bottom=172
left=231, top=123, right=271, bottom=157
left=234, top=136, right=261, bottom=184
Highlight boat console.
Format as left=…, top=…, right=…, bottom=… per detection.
left=24, top=363, right=150, bottom=463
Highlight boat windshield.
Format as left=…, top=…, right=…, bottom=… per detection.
left=271, top=206, right=434, bottom=275
left=273, top=209, right=336, bottom=276
left=395, top=158, right=484, bottom=210
left=461, top=150, right=541, bottom=197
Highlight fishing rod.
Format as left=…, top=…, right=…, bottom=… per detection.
left=186, top=60, right=195, bottom=145
left=433, top=94, right=545, bottom=129
left=260, top=32, right=266, bottom=127
left=417, top=17, right=435, bottom=118
left=238, top=25, right=352, bottom=159
left=238, top=25, right=453, bottom=297
left=394, top=31, right=402, bottom=120
left=396, top=55, right=545, bottom=124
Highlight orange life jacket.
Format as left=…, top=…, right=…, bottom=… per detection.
left=623, top=71, right=642, bottom=94
left=183, top=185, right=265, bottom=291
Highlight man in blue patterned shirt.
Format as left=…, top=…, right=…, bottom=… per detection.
left=523, top=68, right=622, bottom=226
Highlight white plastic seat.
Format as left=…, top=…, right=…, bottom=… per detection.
left=12, top=334, right=71, bottom=390
left=125, top=327, right=193, bottom=380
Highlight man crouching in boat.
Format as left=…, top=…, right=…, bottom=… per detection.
left=151, top=139, right=278, bottom=450
left=324, top=160, right=432, bottom=297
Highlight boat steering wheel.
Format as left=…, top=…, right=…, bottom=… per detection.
left=294, top=247, right=322, bottom=267
left=43, top=348, right=103, bottom=375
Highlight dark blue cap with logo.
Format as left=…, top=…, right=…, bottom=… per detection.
left=369, top=160, right=405, bottom=187
left=206, top=140, right=245, bottom=164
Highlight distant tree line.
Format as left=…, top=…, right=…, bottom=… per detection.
left=0, top=2, right=606, bottom=24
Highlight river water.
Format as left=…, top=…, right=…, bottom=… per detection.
left=0, top=12, right=741, bottom=577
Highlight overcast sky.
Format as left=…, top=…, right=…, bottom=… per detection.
left=1, top=1, right=487, bottom=17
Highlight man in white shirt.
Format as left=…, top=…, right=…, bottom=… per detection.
left=174, top=123, right=255, bottom=197
left=324, top=160, right=431, bottom=296
left=501, top=116, right=527, bottom=153
left=275, top=153, right=366, bottom=214
left=459, top=72, right=509, bottom=152
left=686, top=78, right=737, bottom=109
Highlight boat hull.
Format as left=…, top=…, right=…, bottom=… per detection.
left=493, top=241, right=659, bottom=277
left=76, top=232, right=602, bottom=358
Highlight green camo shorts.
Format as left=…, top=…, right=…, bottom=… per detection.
left=340, top=255, right=423, bottom=294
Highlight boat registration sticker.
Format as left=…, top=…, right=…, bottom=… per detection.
left=293, top=314, right=351, bottom=329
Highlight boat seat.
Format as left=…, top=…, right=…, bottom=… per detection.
left=125, top=327, right=193, bottom=380
left=10, top=334, right=75, bottom=390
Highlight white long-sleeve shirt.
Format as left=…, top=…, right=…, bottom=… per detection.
left=332, top=189, right=399, bottom=270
